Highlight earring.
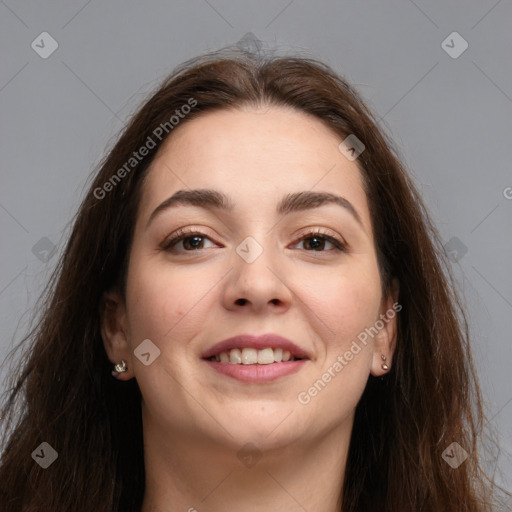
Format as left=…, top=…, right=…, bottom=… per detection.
left=381, top=354, right=389, bottom=371
left=112, top=360, right=127, bottom=377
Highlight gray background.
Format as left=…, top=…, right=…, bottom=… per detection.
left=1, top=0, right=511, bottom=497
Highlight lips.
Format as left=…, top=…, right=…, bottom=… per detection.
left=201, top=333, right=310, bottom=361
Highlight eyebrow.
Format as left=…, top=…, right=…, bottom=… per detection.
left=145, top=188, right=363, bottom=229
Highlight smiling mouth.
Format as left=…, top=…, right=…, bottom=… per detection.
left=205, top=347, right=304, bottom=364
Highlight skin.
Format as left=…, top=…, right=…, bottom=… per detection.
left=101, top=105, right=398, bottom=512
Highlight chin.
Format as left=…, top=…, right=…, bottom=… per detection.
left=223, top=410, right=306, bottom=445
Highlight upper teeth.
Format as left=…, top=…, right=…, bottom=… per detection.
left=211, top=347, right=296, bottom=364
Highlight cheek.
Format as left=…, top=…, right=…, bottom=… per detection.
left=297, top=261, right=382, bottom=343
left=124, top=257, right=214, bottom=345
left=296, top=268, right=381, bottom=417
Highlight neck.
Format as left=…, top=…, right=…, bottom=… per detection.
left=140, top=411, right=353, bottom=512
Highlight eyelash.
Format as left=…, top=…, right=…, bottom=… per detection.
left=161, top=227, right=346, bottom=253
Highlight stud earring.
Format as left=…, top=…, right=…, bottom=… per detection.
left=381, top=354, right=389, bottom=371
left=112, top=360, right=127, bottom=377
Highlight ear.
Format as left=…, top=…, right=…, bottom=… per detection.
left=370, top=277, right=400, bottom=377
left=100, top=288, right=134, bottom=380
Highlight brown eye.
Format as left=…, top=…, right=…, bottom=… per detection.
left=291, top=231, right=346, bottom=252
left=162, top=230, right=217, bottom=252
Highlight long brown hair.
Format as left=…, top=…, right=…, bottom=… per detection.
left=0, top=47, right=505, bottom=511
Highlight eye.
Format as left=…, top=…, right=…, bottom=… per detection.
left=161, top=228, right=347, bottom=253
left=290, top=229, right=346, bottom=252
left=161, top=229, right=218, bottom=252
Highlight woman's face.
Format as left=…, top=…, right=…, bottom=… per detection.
left=103, top=105, right=397, bottom=453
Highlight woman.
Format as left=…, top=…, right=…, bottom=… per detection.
left=0, top=47, right=505, bottom=511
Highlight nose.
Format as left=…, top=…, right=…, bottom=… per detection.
left=221, top=237, right=293, bottom=314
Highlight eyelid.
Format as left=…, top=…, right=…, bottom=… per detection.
left=293, top=226, right=343, bottom=242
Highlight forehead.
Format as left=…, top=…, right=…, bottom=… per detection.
left=138, top=106, right=371, bottom=230
left=153, top=105, right=355, bottom=176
